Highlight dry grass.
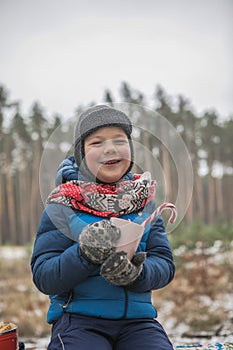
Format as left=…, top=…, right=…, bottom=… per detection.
left=154, top=246, right=233, bottom=336
left=0, top=247, right=50, bottom=338
left=0, top=244, right=232, bottom=340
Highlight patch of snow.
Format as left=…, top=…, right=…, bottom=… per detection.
left=16, top=284, right=28, bottom=292
left=0, top=247, right=27, bottom=260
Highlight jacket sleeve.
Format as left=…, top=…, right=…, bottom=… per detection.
left=127, top=211, right=175, bottom=293
left=31, top=204, right=98, bottom=295
left=55, top=156, right=78, bottom=186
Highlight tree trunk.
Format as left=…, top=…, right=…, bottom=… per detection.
left=140, top=130, right=153, bottom=174
left=29, top=139, right=43, bottom=241
left=207, top=163, right=216, bottom=224
left=215, top=177, right=224, bottom=220
left=4, top=140, right=17, bottom=243
left=193, top=155, right=205, bottom=221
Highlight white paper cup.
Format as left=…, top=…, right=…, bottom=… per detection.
left=110, top=217, right=145, bottom=260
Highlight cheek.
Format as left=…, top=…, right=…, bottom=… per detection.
left=122, top=145, right=131, bottom=161
left=84, top=148, right=102, bottom=175
left=85, top=149, right=97, bottom=165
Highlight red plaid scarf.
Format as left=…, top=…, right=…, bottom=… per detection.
left=46, top=174, right=155, bottom=218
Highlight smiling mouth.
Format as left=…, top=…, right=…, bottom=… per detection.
left=101, top=159, right=121, bottom=165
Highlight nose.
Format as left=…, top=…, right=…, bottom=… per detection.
left=103, top=140, right=117, bottom=154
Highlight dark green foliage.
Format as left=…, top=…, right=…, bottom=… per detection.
left=170, top=221, right=233, bottom=251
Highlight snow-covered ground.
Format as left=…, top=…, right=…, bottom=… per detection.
left=20, top=334, right=233, bottom=350
left=0, top=246, right=28, bottom=260
left=1, top=245, right=232, bottom=349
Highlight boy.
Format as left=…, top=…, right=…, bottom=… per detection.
left=31, top=105, right=175, bottom=349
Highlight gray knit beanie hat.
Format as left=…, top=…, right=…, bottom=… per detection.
left=74, top=105, right=134, bottom=182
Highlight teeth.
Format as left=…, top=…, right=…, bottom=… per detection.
left=104, top=160, right=119, bottom=164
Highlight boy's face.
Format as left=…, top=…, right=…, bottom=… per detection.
left=84, top=126, right=131, bottom=183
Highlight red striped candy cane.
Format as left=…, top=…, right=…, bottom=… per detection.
left=142, top=202, right=177, bottom=227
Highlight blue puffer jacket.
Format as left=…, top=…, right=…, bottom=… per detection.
left=31, top=157, right=175, bottom=324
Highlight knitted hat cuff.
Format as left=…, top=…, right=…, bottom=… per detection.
left=74, top=105, right=132, bottom=146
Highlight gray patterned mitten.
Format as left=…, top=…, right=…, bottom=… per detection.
left=100, top=251, right=146, bottom=286
left=79, top=220, right=121, bottom=264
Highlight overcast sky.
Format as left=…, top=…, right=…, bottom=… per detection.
left=0, top=0, right=232, bottom=119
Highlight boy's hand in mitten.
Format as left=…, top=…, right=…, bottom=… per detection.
left=100, top=251, right=146, bottom=286
left=78, top=220, right=121, bottom=264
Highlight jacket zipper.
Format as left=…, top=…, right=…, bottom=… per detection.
left=62, top=291, right=73, bottom=310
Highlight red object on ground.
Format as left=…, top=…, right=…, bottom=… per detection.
left=0, top=328, right=18, bottom=350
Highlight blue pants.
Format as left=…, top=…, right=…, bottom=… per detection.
left=48, top=313, right=174, bottom=350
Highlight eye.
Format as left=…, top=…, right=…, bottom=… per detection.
left=91, top=141, right=103, bottom=146
left=114, top=139, right=127, bottom=145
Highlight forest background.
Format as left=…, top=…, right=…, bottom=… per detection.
left=0, top=81, right=232, bottom=345
left=0, top=81, right=232, bottom=245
